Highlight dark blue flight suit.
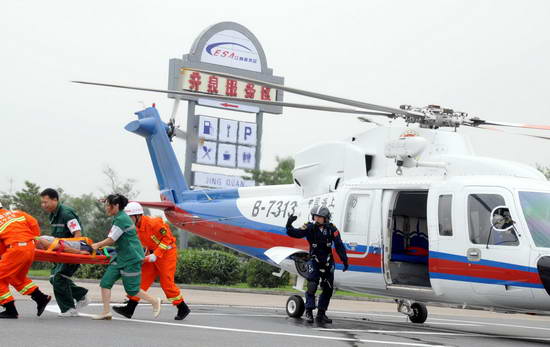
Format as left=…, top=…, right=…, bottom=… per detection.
left=286, top=222, right=348, bottom=311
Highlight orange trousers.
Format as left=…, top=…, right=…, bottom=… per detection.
left=0, top=243, right=38, bottom=305
left=128, top=249, right=183, bottom=305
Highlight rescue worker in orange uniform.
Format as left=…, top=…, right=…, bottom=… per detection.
left=113, top=202, right=190, bottom=320
left=0, top=201, right=51, bottom=319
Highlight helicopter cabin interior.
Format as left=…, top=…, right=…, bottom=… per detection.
left=388, top=191, right=431, bottom=288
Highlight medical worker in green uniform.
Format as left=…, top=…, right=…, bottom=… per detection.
left=40, top=188, right=89, bottom=317
left=91, top=194, right=161, bottom=320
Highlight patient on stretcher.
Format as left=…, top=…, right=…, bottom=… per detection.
left=35, top=236, right=94, bottom=255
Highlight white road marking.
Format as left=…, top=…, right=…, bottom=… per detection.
left=44, top=305, right=447, bottom=347
left=316, top=329, right=550, bottom=341
left=426, top=322, right=479, bottom=327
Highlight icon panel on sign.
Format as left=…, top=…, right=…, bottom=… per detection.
left=238, top=122, right=257, bottom=145
left=217, top=143, right=237, bottom=167
left=237, top=146, right=256, bottom=169
left=218, top=118, right=238, bottom=143
left=198, top=116, right=218, bottom=141
left=196, top=141, right=217, bottom=165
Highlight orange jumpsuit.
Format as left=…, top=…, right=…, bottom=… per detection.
left=128, top=216, right=183, bottom=305
left=0, top=210, right=40, bottom=305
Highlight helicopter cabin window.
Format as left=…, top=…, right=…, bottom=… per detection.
left=344, top=194, right=371, bottom=234
left=468, top=194, right=519, bottom=246
left=438, top=195, right=453, bottom=236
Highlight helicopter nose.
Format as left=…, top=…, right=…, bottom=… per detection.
left=536, top=256, right=550, bottom=296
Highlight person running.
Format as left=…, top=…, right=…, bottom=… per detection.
left=91, top=194, right=161, bottom=320
left=0, top=202, right=52, bottom=319
left=113, top=202, right=190, bottom=320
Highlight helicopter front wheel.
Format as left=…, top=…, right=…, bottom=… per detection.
left=286, top=295, right=305, bottom=318
left=397, top=299, right=428, bottom=324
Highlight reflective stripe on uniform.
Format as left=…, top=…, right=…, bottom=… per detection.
left=0, top=292, right=13, bottom=301
left=124, top=226, right=135, bottom=232
left=19, top=282, right=36, bottom=294
left=0, top=216, right=26, bottom=233
left=151, top=235, right=161, bottom=245
left=120, top=270, right=140, bottom=277
left=167, top=295, right=182, bottom=303
left=158, top=243, right=172, bottom=250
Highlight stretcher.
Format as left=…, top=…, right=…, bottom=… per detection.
left=33, top=237, right=111, bottom=265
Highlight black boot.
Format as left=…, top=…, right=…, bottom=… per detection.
left=0, top=301, right=19, bottom=319
left=315, top=310, right=332, bottom=324
left=304, top=309, right=314, bottom=323
left=175, top=302, right=190, bottom=320
left=113, top=299, right=139, bottom=319
left=31, top=289, right=51, bottom=317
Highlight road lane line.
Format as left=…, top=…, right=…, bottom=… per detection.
left=45, top=307, right=447, bottom=347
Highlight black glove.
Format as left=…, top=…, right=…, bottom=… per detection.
left=286, top=214, right=298, bottom=228
left=343, top=263, right=349, bottom=272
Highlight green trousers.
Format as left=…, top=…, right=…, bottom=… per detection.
left=50, top=263, right=88, bottom=313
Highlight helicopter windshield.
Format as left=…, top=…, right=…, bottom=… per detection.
left=519, top=191, right=550, bottom=248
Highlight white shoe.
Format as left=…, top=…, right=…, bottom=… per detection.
left=152, top=298, right=161, bottom=318
left=58, top=308, right=79, bottom=317
left=91, top=312, right=113, bottom=320
left=76, top=296, right=90, bottom=310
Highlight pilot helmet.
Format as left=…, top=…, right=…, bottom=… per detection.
left=311, top=205, right=331, bottom=222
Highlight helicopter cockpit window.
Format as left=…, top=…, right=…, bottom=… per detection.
left=344, top=194, right=371, bottom=234
left=468, top=194, right=519, bottom=246
left=438, top=195, right=453, bottom=236
left=519, top=191, right=550, bottom=248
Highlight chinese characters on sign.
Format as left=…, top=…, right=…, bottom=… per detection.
left=181, top=69, right=276, bottom=103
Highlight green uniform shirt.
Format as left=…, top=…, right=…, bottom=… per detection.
left=108, top=211, right=144, bottom=265
left=49, top=203, right=83, bottom=238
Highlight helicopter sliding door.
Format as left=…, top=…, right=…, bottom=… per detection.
left=339, top=189, right=385, bottom=289
left=385, top=190, right=431, bottom=288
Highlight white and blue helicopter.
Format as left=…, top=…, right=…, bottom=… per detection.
left=74, top=70, right=550, bottom=324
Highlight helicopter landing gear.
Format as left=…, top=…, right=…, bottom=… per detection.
left=286, top=295, right=305, bottom=318
left=397, top=299, right=428, bottom=324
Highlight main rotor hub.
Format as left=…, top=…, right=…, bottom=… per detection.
left=400, top=104, right=468, bottom=129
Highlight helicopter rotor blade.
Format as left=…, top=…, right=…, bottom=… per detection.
left=188, top=68, right=407, bottom=115
left=357, top=116, right=385, bottom=126
left=465, top=118, right=550, bottom=131
left=71, top=80, right=395, bottom=117
left=463, top=123, right=550, bottom=141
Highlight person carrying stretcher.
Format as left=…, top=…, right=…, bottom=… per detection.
left=113, top=202, right=190, bottom=321
left=0, top=202, right=52, bottom=319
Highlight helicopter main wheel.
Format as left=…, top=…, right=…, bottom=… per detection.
left=286, top=295, right=305, bottom=318
left=409, top=302, right=428, bottom=324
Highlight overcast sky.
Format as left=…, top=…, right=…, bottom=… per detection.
left=2, top=0, right=550, bottom=201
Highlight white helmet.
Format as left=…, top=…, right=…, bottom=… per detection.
left=0, top=201, right=3, bottom=209
left=124, top=201, right=144, bottom=216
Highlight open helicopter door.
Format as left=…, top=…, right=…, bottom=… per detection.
left=383, top=190, right=432, bottom=289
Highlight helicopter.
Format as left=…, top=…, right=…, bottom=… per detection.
left=73, top=68, right=550, bottom=324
